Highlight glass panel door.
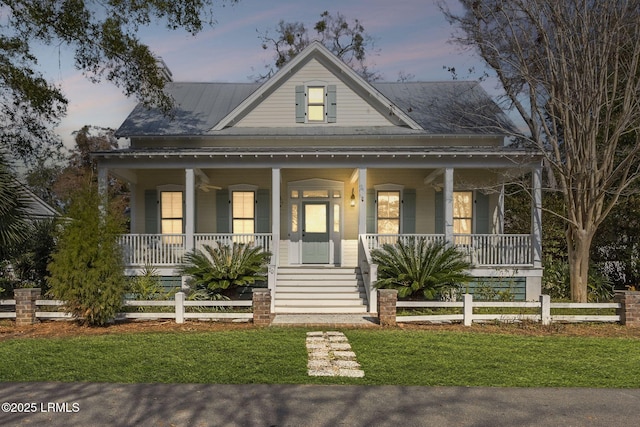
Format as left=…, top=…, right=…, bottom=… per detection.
left=301, top=202, right=330, bottom=263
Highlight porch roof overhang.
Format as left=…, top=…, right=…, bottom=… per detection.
left=93, top=146, right=543, bottom=170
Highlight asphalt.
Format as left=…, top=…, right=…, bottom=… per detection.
left=1, top=382, right=639, bottom=426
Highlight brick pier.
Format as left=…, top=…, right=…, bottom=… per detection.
left=377, top=289, right=398, bottom=327
left=252, top=288, right=273, bottom=326
left=615, top=291, right=640, bottom=327
left=14, top=288, right=41, bottom=326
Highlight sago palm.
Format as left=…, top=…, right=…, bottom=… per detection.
left=371, top=238, right=472, bottom=299
left=178, top=243, right=271, bottom=298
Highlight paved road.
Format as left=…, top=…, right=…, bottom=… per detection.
left=1, top=382, right=639, bottom=426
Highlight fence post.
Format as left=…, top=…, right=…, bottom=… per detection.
left=267, top=264, right=276, bottom=313
left=14, top=288, right=41, bottom=326
left=614, top=291, right=640, bottom=327
left=175, top=292, right=185, bottom=324
left=540, top=294, right=551, bottom=326
left=377, top=289, right=397, bottom=326
left=369, top=264, right=378, bottom=314
left=252, top=288, right=273, bottom=326
left=463, top=293, right=473, bottom=326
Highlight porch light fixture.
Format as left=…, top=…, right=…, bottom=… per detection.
left=350, top=188, right=356, bottom=207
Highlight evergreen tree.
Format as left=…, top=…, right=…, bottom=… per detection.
left=47, top=182, right=126, bottom=326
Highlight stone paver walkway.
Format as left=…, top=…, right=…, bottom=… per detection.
left=306, top=331, right=365, bottom=378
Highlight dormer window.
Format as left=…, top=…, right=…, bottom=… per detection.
left=296, top=84, right=337, bottom=123
left=307, top=87, right=325, bottom=121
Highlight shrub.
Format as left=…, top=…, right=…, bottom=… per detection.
left=10, top=218, right=57, bottom=293
left=543, top=258, right=614, bottom=302
left=371, top=238, right=472, bottom=299
left=127, top=265, right=174, bottom=300
left=47, top=184, right=127, bottom=326
left=178, top=243, right=271, bottom=299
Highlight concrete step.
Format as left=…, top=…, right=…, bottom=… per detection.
left=277, top=285, right=363, bottom=293
left=276, top=298, right=366, bottom=307
left=275, top=305, right=369, bottom=314
left=274, top=266, right=367, bottom=314
left=278, top=275, right=361, bottom=281
left=276, top=280, right=362, bottom=287
left=276, top=293, right=367, bottom=301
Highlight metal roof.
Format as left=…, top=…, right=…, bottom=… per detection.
left=372, top=82, right=516, bottom=135
left=115, top=80, right=514, bottom=138
left=115, top=82, right=261, bottom=137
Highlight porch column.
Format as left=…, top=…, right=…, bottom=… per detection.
left=531, top=164, right=543, bottom=268
left=185, top=168, right=195, bottom=252
left=358, top=168, right=367, bottom=235
left=497, top=184, right=505, bottom=234
left=271, top=168, right=281, bottom=266
left=129, top=183, right=137, bottom=233
left=444, top=167, right=454, bottom=243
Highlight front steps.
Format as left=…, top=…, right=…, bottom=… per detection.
left=274, top=266, right=368, bottom=314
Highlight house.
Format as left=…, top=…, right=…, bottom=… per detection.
left=18, top=181, right=59, bottom=221
left=94, top=41, right=543, bottom=313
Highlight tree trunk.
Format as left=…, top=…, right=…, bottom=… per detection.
left=566, top=227, right=595, bottom=303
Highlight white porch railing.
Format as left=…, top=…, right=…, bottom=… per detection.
left=365, top=234, right=446, bottom=250
left=194, top=233, right=272, bottom=253
left=364, top=234, right=533, bottom=267
left=119, top=234, right=187, bottom=266
left=453, top=234, right=532, bottom=267
left=119, top=233, right=272, bottom=266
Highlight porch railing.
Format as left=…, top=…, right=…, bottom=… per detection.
left=365, top=233, right=533, bottom=267
left=119, top=233, right=273, bottom=266
left=119, top=234, right=187, bottom=266
left=194, top=233, right=272, bottom=253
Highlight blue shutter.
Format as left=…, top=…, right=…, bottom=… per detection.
left=434, top=191, right=444, bottom=234
left=256, top=189, right=270, bottom=233
left=216, top=190, right=230, bottom=233
left=366, top=189, right=376, bottom=233
left=402, top=189, right=416, bottom=234
left=327, top=85, right=337, bottom=123
left=144, top=190, right=158, bottom=233
left=475, top=191, right=490, bottom=234
left=295, top=85, right=305, bottom=123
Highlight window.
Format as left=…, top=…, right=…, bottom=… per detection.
left=295, top=85, right=336, bottom=123
left=160, top=191, right=183, bottom=243
left=377, top=191, right=400, bottom=234
left=453, top=191, right=473, bottom=234
left=232, top=191, right=255, bottom=234
left=307, top=87, right=325, bottom=121
left=302, top=189, right=329, bottom=198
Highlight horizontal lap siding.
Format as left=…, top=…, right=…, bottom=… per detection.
left=236, top=59, right=394, bottom=128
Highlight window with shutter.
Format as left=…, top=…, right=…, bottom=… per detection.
left=295, top=84, right=337, bottom=123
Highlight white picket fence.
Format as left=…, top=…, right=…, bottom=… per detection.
left=396, top=294, right=621, bottom=325
left=0, top=292, right=253, bottom=323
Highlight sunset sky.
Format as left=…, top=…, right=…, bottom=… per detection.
left=33, top=0, right=489, bottom=147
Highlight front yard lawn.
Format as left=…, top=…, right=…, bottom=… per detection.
left=0, top=324, right=638, bottom=387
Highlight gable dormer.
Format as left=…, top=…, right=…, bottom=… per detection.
left=212, top=42, right=421, bottom=131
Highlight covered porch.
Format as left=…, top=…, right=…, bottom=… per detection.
left=97, top=147, right=544, bottom=310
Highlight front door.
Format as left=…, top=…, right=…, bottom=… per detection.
left=301, top=202, right=330, bottom=263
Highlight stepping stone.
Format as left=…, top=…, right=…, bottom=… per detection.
left=332, top=350, right=357, bottom=359
left=306, top=331, right=364, bottom=378
left=334, top=360, right=361, bottom=368
left=329, top=343, right=352, bottom=351
left=338, top=369, right=365, bottom=378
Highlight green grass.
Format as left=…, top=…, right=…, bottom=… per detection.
left=346, top=329, right=639, bottom=387
left=0, top=328, right=638, bottom=387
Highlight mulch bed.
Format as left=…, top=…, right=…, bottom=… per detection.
left=1, top=318, right=639, bottom=341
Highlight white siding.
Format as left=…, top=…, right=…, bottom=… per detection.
left=236, top=59, right=395, bottom=128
